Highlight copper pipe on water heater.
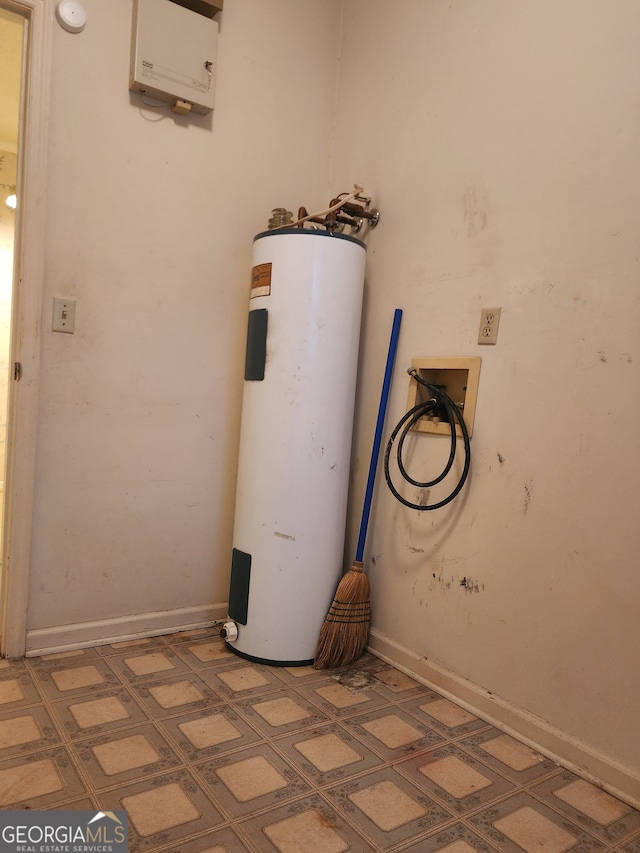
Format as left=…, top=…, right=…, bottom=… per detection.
left=328, top=196, right=380, bottom=230
left=297, top=206, right=328, bottom=228
left=340, top=201, right=378, bottom=221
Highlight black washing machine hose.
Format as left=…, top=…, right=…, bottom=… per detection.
left=383, top=368, right=471, bottom=510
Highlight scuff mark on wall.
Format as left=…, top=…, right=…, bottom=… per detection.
left=523, top=479, right=534, bottom=514
left=428, top=558, right=445, bottom=593
left=497, top=452, right=506, bottom=466
left=415, top=489, right=430, bottom=508
left=464, top=185, right=488, bottom=236
left=460, top=576, right=483, bottom=593
left=430, top=571, right=452, bottom=592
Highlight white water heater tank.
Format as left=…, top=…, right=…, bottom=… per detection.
left=226, top=228, right=366, bottom=665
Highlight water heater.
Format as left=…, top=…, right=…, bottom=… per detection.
left=225, top=228, right=366, bottom=665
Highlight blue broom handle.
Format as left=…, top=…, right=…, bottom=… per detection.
left=355, top=308, right=403, bottom=562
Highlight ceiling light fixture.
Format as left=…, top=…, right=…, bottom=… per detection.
left=2, top=186, right=17, bottom=211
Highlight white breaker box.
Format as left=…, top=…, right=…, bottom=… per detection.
left=130, top=0, right=218, bottom=115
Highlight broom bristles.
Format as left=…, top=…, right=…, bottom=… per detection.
left=313, top=560, right=370, bottom=669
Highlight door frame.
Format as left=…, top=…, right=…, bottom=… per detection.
left=0, top=0, right=51, bottom=657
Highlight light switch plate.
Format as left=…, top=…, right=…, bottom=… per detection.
left=52, top=297, right=76, bottom=334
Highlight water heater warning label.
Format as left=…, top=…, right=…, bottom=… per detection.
left=251, top=263, right=272, bottom=298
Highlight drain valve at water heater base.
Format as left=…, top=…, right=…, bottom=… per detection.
left=220, top=621, right=238, bottom=642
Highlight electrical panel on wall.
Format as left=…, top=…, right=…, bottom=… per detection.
left=129, top=0, right=219, bottom=115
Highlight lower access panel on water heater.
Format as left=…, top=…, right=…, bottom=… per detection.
left=130, top=0, right=218, bottom=114
left=229, top=549, right=251, bottom=625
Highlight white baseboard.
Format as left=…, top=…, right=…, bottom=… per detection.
left=368, top=628, right=640, bottom=811
left=25, top=603, right=228, bottom=657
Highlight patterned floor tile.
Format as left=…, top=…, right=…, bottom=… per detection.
left=0, top=744, right=88, bottom=808
left=397, top=742, right=516, bottom=816
left=402, top=696, right=491, bottom=740
left=56, top=796, right=100, bottom=810
left=369, top=663, right=438, bottom=702
left=467, top=790, right=606, bottom=853
left=49, top=685, right=149, bottom=740
left=107, top=648, right=193, bottom=684
left=172, top=638, right=237, bottom=670
left=4, top=632, right=639, bottom=853
left=71, top=722, right=184, bottom=791
left=202, top=661, right=289, bottom=701
left=341, top=704, right=445, bottom=763
left=154, top=824, right=255, bottom=852
left=158, top=704, right=263, bottom=762
left=159, top=627, right=224, bottom=646
left=130, top=672, right=222, bottom=719
left=27, top=646, right=103, bottom=667
left=329, top=665, right=392, bottom=694
left=394, top=821, right=502, bottom=852
left=96, top=768, right=226, bottom=852
left=233, top=690, right=331, bottom=738
left=0, top=669, right=46, bottom=709
left=195, top=743, right=311, bottom=819
left=530, top=772, right=640, bottom=845
left=298, top=678, right=390, bottom=720
left=272, top=721, right=385, bottom=786
left=30, top=658, right=121, bottom=701
left=95, top=637, right=163, bottom=655
left=0, top=658, right=25, bottom=674
left=269, top=663, right=332, bottom=687
left=0, top=703, right=62, bottom=758
left=622, top=832, right=640, bottom=853
left=0, top=711, right=43, bottom=751
left=239, top=792, right=375, bottom=852
left=459, top=729, right=558, bottom=784
left=324, top=765, right=454, bottom=851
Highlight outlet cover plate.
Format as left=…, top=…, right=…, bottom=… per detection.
left=478, top=307, right=501, bottom=345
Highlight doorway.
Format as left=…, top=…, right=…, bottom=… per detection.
left=0, top=0, right=50, bottom=658
left=0, top=7, right=23, bottom=601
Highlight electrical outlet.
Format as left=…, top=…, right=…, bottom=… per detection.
left=478, top=307, right=501, bottom=345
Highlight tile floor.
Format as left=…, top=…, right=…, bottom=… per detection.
left=1, top=628, right=639, bottom=852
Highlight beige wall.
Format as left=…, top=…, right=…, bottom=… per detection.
left=334, top=0, right=640, bottom=789
left=20, top=0, right=640, bottom=800
left=27, top=0, right=341, bottom=628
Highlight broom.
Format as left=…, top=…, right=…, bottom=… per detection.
left=314, top=308, right=403, bottom=669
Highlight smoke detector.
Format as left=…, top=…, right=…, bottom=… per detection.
left=55, top=1, right=87, bottom=33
